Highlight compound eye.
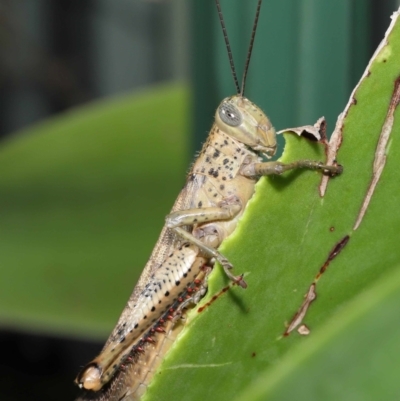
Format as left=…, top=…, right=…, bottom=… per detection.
left=218, top=102, right=242, bottom=127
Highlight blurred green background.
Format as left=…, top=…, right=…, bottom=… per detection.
left=0, top=1, right=398, bottom=400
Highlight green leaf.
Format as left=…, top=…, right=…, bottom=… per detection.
left=233, top=265, right=400, bottom=401
left=0, top=83, right=189, bottom=338
left=144, top=9, right=400, bottom=401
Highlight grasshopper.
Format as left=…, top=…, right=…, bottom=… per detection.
left=75, top=1, right=342, bottom=400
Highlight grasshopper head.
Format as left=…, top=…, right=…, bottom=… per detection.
left=215, top=95, right=277, bottom=158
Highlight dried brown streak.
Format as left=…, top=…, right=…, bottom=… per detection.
left=317, top=235, right=350, bottom=277
left=354, top=76, right=400, bottom=230
left=327, top=235, right=350, bottom=262
left=197, top=285, right=230, bottom=313
left=319, top=112, right=344, bottom=197
left=285, top=235, right=350, bottom=336
left=284, top=284, right=316, bottom=336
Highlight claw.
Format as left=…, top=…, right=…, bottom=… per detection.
left=236, top=274, right=247, bottom=289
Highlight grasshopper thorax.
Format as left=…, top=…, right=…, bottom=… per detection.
left=215, top=95, right=277, bottom=158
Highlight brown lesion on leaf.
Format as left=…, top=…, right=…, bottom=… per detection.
left=319, top=112, right=345, bottom=197
left=283, top=235, right=350, bottom=337
left=197, top=281, right=237, bottom=313
left=284, top=284, right=316, bottom=337
left=278, top=118, right=342, bottom=194
left=297, top=324, right=311, bottom=336
left=277, top=116, right=325, bottom=142
left=354, top=76, right=400, bottom=230
left=279, top=116, right=344, bottom=199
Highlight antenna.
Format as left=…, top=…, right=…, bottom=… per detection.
left=215, top=0, right=240, bottom=94
left=241, top=0, right=262, bottom=96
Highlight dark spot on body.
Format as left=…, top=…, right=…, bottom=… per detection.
left=176, top=280, right=181, bottom=286
left=198, top=201, right=203, bottom=207
left=220, top=184, right=225, bottom=190
left=165, top=291, right=170, bottom=296
left=208, top=168, right=219, bottom=178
